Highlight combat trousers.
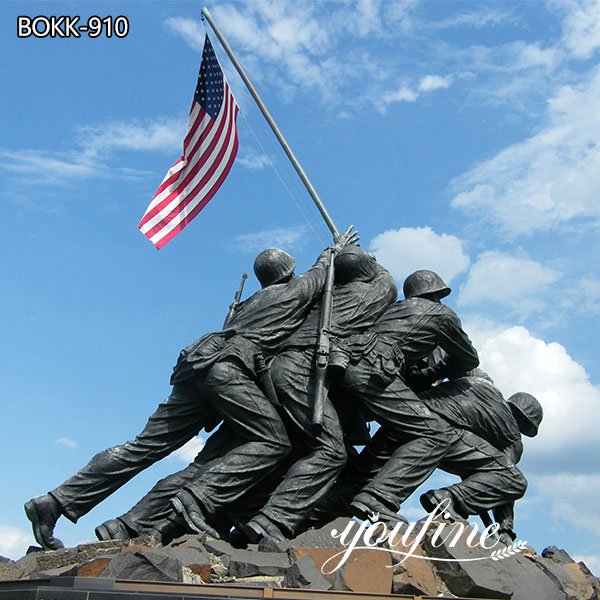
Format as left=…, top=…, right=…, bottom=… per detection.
left=176, top=356, right=291, bottom=519
left=313, top=427, right=526, bottom=523
left=52, top=356, right=290, bottom=523
left=434, top=430, right=527, bottom=517
left=50, top=381, right=218, bottom=522
left=254, top=349, right=347, bottom=536
left=339, top=354, right=455, bottom=513
left=118, top=425, right=240, bottom=535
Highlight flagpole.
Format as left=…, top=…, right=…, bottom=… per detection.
left=201, top=7, right=339, bottom=239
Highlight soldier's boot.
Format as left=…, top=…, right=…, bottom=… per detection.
left=239, top=514, right=286, bottom=543
left=149, top=514, right=189, bottom=545
left=350, top=492, right=399, bottom=524
left=24, top=494, right=65, bottom=551
left=171, top=491, right=221, bottom=539
left=498, top=528, right=517, bottom=546
left=95, top=518, right=136, bottom=541
left=419, top=489, right=466, bottom=521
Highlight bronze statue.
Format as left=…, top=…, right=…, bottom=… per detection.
left=24, top=229, right=357, bottom=549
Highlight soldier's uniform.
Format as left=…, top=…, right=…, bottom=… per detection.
left=245, top=249, right=397, bottom=538
left=420, top=383, right=541, bottom=543
left=314, top=375, right=528, bottom=528
left=417, top=375, right=527, bottom=518
left=46, top=249, right=332, bottom=531
left=337, top=294, right=480, bottom=515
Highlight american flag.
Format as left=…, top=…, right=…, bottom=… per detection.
left=139, top=35, right=239, bottom=249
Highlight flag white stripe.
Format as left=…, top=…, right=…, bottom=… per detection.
left=140, top=109, right=214, bottom=218
left=140, top=87, right=231, bottom=225
left=138, top=34, right=240, bottom=249
left=146, top=102, right=203, bottom=197
left=149, top=104, right=238, bottom=245
left=140, top=91, right=235, bottom=234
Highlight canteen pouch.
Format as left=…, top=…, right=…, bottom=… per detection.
left=371, top=342, right=405, bottom=388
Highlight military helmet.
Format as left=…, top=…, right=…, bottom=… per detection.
left=507, top=392, right=543, bottom=437
left=403, top=270, right=451, bottom=300
left=253, top=248, right=296, bottom=288
left=334, top=246, right=378, bottom=285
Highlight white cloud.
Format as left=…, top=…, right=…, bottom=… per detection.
left=381, top=85, right=418, bottom=104
left=0, top=525, right=33, bottom=560
left=418, top=74, right=453, bottom=93
left=164, top=3, right=425, bottom=108
left=380, top=74, right=453, bottom=110
left=54, top=437, right=77, bottom=449
left=470, top=325, right=600, bottom=469
left=0, top=149, right=103, bottom=183
left=537, top=474, right=600, bottom=535
left=0, top=116, right=181, bottom=187
left=76, top=119, right=185, bottom=157
left=430, top=6, right=517, bottom=29
left=552, top=0, right=600, bottom=59
left=233, top=225, right=309, bottom=253
left=458, top=251, right=561, bottom=313
left=165, top=16, right=204, bottom=51
left=369, top=226, right=470, bottom=286
left=237, top=150, right=271, bottom=170
left=169, top=436, right=205, bottom=463
left=451, top=64, right=600, bottom=234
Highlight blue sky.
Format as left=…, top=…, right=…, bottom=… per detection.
left=1, top=0, right=599, bottom=575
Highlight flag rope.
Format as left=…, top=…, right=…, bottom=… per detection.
left=238, top=108, right=328, bottom=246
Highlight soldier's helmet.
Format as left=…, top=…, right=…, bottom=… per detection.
left=403, top=270, right=451, bottom=300
left=334, top=246, right=378, bottom=285
left=507, top=392, right=543, bottom=437
left=253, top=248, right=296, bottom=288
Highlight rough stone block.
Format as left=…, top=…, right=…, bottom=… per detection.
left=76, top=557, right=114, bottom=578
left=257, top=538, right=290, bottom=553
left=168, top=533, right=207, bottom=549
left=391, top=544, right=438, bottom=596
left=28, top=563, right=79, bottom=579
left=150, top=546, right=210, bottom=568
left=0, top=558, right=21, bottom=582
left=227, top=549, right=289, bottom=578
left=120, top=545, right=154, bottom=554
left=283, top=556, right=332, bottom=590
left=527, top=555, right=595, bottom=600
left=288, top=517, right=354, bottom=548
left=542, top=546, right=576, bottom=565
left=290, top=547, right=341, bottom=582
left=422, top=522, right=567, bottom=600
left=14, top=539, right=160, bottom=579
left=186, top=562, right=212, bottom=583
left=102, top=551, right=183, bottom=583
left=203, top=539, right=235, bottom=558
left=332, top=548, right=392, bottom=594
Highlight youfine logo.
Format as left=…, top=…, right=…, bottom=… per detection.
left=321, top=499, right=527, bottom=574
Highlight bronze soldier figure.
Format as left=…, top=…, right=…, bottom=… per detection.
left=420, top=386, right=543, bottom=544
left=238, top=246, right=397, bottom=541
left=24, top=230, right=356, bottom=549
left=329, top=270, right=480, bottom=519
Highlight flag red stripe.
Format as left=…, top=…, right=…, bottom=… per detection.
left=138, top=36, right=240, bottom=249
left=154, top=134, right=239, bottom=249
left=145, top=102, right=238, bottom=240
left=143, top=107, right=212, bottom=214
left=148, top=109, right=239, bottom=244
left=139, top=90, right=234, bottom=230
